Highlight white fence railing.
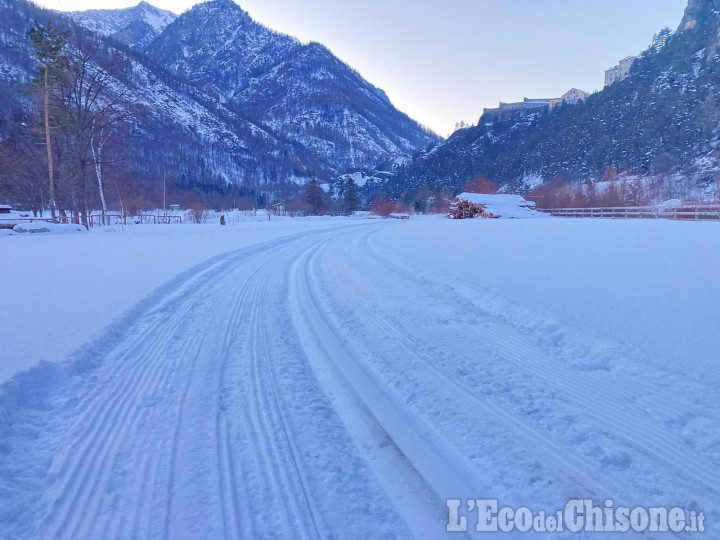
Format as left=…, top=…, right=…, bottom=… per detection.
left=539, top=205, right=720, bottom=221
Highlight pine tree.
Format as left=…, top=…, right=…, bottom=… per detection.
left=27, top=22, right=68, bottom=222
left=342, top=177, right=359, bottom=215
left=304, top=173, right=324, bottom=215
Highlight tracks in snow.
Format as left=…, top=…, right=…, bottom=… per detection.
left=0, top=227, right=409, bottom=539
left=295, top=226, right=719, bottom=529
left=357, top=230, right=720, bottom=497
left=1, top=221, right=717, bottom=539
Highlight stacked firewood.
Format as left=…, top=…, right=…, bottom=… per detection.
left=448, top=199, right=497, bottom=219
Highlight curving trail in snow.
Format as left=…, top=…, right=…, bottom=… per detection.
left=0, top=222, right=718, bottom=539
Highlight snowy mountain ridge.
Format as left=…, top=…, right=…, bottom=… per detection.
left=0, top=0, right=331, bottom=197
left=144, top=0, right=435, bottom=172
left=0, top=0, right=437, bottom=203
left=69, top=1, right=176, bottom=49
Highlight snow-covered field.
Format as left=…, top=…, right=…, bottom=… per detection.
left=0, top=217, right=343, bottom=385
left=0, top=216, right=718, bottom=538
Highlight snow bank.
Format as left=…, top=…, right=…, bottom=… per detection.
left=12, top=222, right=87, bottom=234
left=456, top=193, right=547, bottom=219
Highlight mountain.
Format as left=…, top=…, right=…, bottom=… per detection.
left=70, top=1, right=176, bottom=49
left=146, top=0, right=436, bottom=174
left=0, top=0, right=288, bottom=207
left=0, top=0, right=437, bottom=212
left=389, top=0, right=720, bottom=200
left=678, top=0, right=720, bottom=33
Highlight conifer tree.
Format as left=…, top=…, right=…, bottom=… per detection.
left=27, top=22, right=68, bottom=222
left=342, top=177, right=359, bottom=215
left=304, top=173, right=325, bottom=215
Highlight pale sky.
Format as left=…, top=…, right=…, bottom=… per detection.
left=39, top=0, right=689, bottom=136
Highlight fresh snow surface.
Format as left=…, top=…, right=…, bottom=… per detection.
left=0, top=217, right=342, bottom=385
left=0, top=216, right=718, bottom=538
left=456, top=192, right=546, bottom=219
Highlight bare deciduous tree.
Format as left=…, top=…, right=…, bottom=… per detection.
left=56, top=35, right=134, bottom=227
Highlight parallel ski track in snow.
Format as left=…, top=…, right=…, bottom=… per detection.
left=303, top=231, right=619, bottom=499
left=356, top=229, right=720, bottom=497
left=41, top=237, right=301, bottom=539
left=2, top=221, right=716, bottom=539
left=2, top=228, right=372, bottom=539
left=319, top=246, right=618, bottom=497
left=289, top=236, right=476, bottom=537
left=356, top=228, right=720, bottom=502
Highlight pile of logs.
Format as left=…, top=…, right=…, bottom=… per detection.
left=448, top=199, right=498, bottom=219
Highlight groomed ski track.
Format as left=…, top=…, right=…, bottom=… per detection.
left=0, top=222, right=717, bottom=539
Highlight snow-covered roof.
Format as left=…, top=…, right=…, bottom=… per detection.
left=457, top=193, right=533, bottom=206
left=456, top=193, right=547, bottom=219
left=659, top=198, right=683, bottom=208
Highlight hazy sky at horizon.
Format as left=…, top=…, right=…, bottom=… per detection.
left=36, top=0, right=688, bottom=135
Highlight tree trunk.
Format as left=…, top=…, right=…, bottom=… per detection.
left=90, top=129, right=108, bottom=226
left=82, top=178, right=90, bottom=229
left=79, top=163, right=90, bottom=230
left=70, top=189, right=79, bottom=224
left=44, top=68, right=57, bottom=223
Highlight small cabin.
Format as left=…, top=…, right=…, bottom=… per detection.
left=389, top=213, right=410, bottom=220
left=272, top=202, right=286, bottom=216
left=0, top=205, right=11, bottom=214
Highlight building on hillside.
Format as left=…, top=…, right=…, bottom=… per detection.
left=549, top=88, right=589, bottom=109
left=482, top=97, right=557, bottom=121
left=605, top=56, right=636, bottom=86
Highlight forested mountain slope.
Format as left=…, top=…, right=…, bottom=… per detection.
left=0, top=0, right=437, bottom=211
left=389, top=0, right=720, bottom=198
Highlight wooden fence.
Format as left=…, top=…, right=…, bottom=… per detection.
left=87, top=213, right=182, bottom=227
left=1, top=213, right=182, bottom=229
left=539, top=205, right=720, bottom=221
